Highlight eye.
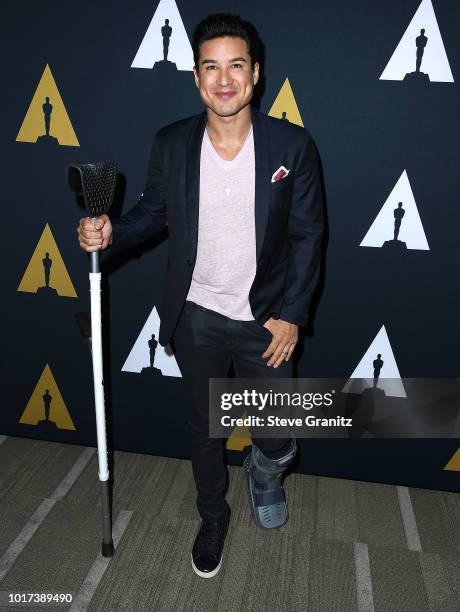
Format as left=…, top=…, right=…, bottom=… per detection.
left=231, top=63, right=243, bottom=69
left=205, top=65, right=217, bottom=70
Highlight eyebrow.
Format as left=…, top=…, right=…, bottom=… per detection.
left=201, top=57, right=247, bottom=65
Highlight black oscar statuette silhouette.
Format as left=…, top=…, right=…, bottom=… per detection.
left=360, top=352, right=385, bottom=400
left=416, top=28, right=428, bottom=73
left=44, top=98, right=51, bottom=135
left=36, top=97, right=60, bottom=145
left=281, top=111, right=289, bottom=122
left=149, top=333, right=157, bottom=367
left=153, top=18, right=178, bottom=74
left=382, top=202, right=407, bottom=250
left=404, top=28, right=430, bottom=83
left=358, top=352, right=386, bottom=403
left=140, top=333, right=163, bottom=377
left=393, top=202, right=405, bottom=240
left=162, top=18, right=172, bottom=61
left=348, top=353, right=386, bottom=435
left=373, top=354, right=384, bottom=389
left=37, top=252, right=58, bottom=295
left=37, top=388, right=58, bottom=430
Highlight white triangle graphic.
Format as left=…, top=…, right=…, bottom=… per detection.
left=131, top=0, right=193, bottom=71
left=360, top=170, right=429, bottom=250
left=380, top=0, right=454, bottom=82
left=342, top=325, right=406, bottom=398
left=122, top=306, right=182, bottom=377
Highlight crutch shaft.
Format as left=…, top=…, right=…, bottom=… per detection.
left=89, top=271, right=109, bottom=482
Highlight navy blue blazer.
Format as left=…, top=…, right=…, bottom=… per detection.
left=106, top=105, right=324, bottom=346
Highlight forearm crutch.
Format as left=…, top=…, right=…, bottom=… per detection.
left=67, top=160, right=118, bottom=557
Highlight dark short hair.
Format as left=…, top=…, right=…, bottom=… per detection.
left=192, top=13, right=261, bottom=70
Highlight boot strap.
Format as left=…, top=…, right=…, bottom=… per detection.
left=253, top=440, right=297, bottom=474
left=254, top=488, right=285, bottom=506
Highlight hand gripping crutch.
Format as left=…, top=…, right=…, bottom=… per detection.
left=67, top=160, right=118, bottom=557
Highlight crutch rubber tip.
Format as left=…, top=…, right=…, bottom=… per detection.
left=101, top=540, right=115, bottom=557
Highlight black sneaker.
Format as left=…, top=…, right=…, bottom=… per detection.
left=191, top=519, right=229, bottom=578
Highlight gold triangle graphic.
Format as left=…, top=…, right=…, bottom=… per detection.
left=16, top=64, right=79, bottom=147
left=19, top=364, right=76, bottom=430
left=444, top=447, right=460, bottom=471
left=225, top=411, right=252, bottom=451
left=268, top=77, right=304, bottom=127
left=17, top=223, right=77, bottom=298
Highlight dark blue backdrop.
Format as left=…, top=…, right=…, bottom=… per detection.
left=1, top=0, right=459, bottom=491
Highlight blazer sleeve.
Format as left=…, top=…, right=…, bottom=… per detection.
left=278, top=134, right=324, bottom=327
left=102, top=132, right=167, bottom=261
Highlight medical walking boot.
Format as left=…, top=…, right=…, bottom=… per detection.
left=244, top=437, right=297, bottom=529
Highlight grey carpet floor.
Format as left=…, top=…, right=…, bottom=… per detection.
left=0, top=435, right=459, bottom=611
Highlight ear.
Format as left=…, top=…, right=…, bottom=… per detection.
left=253, top=62, right=260, bottom=86
left=193, top=66, right=200, bottom=89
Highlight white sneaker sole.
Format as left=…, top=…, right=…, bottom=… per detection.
left=191, top=552, right=222, bottom=578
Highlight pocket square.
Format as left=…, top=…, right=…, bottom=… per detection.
left=271, top=166, right=290, bottom=183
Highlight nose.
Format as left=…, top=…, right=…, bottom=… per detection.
left=217, top=66, right=232, bottom=87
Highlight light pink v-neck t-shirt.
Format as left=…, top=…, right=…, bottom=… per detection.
left=185, top=125, right=256, bottom=320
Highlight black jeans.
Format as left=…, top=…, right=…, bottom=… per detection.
left=172, top=300, right=293, bottom=523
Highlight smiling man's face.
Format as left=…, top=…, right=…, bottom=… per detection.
left=193, top=36, right=259, bottom=118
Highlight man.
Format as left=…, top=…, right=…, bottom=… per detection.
left=77, top=14, right=324, bottom=578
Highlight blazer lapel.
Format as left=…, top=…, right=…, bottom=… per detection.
left=251, top=106, right=271, bottom=262
left=185, top=110, right=207, bottom=264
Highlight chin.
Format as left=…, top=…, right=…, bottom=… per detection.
left=214, top=108, right=240, bottom=117
left=209, top=100, right=250, bottom=117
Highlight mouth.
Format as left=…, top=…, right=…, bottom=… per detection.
left=215, top=91, right=237, bottom=100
